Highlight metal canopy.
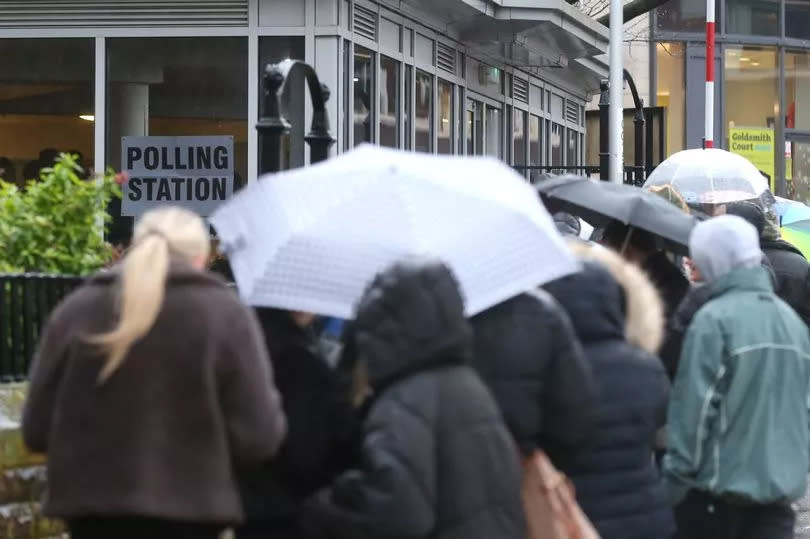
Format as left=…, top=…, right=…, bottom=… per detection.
left=399, top=0, right=608, bottom=71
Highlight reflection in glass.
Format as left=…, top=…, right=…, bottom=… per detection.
left=437, top=80, right=453, bottom=154
left=656, top=0, right=720, bottom=33
left=530, top=115, right=541, bottom=166
left=475, top=102, right=484, bottom=155
left=657, top=43, right=686, bottom=156
left=354, top=46, right=374, bottom=146
left=0, top=39, right=94, bottom=188
left=787, top=0, right=810, bottom=40
left=726, top=0, right=778, bottom=36
left=786, top=51, right=810, bottom=130
left=485, top=106, right=501, bottom=158
left=343, top=40, right=351, bottom=151
left=513, top=109, right=526, bottom=166
left=466, top=109, right=474, bottom=155
left=404, top=66, right=412, bottom=150
left=106, top=37, right=248, bottom=244
left=551, top=123, right=563, bottom=166
left=415, top=70, right=432, bottom=153
left=380, top=56, right=399, bottom=148
left=725, top=46, right=779, bottom=180
left=567, top=129, right=578, bottom=166
left=788, top=141, right=810, bottom=203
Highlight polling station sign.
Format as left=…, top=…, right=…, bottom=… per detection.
left=729, top=127, right=775, bottom=188
left=121, top=136, right=234, bottom=217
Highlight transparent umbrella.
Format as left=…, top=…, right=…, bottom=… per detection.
left=643, top=148, right=770, bottom=207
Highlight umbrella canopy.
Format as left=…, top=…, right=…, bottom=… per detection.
left=773, top=196, right=810, bottom=258
left=535, top=176, right=698, bottom=255
left=209, top=145, right=579, bottom=319
left=643, top=148, right=769, bottom=206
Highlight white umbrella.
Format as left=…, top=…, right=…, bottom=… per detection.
left=644, top=148, right=770, bottom=205
left=209, top=145, right=579, bottom=318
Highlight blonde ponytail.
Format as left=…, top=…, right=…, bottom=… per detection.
left=90, top=207, right=210, bottom=384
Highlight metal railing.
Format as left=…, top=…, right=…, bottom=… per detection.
left=513, top=165, right=649, bottom=186
left=0, top=274, right=82, bottom=381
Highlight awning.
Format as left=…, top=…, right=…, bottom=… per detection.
left=400, top=0, right=608, bottom=76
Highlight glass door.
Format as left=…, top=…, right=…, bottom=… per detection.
left=786, top=135, right=810, bottom=203
left=466, top=99, right=485, bottom=156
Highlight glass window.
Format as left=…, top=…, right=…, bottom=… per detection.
left=106, top=37, right=248, bottom=245
left=343, top=40, right=351, bottom=151
left=466, top=109, right=473, bottom=155
left=380, top=56, right=399, bottom=148
left=787, top=0, right=810, bottom=40
left=437, top=80, right=453, bottom=154
left=530, top=115, right=541, bottom=166
left=0, top=39, right=94, bottom=187
left=656, top=43, right=686, bottom=157
left=485, top=105, right=502, bottom=158
left=656, top=0, right=720, bottom=33
left=567, top=129, right=578, bottom=166
left=726, top=0, right=778, bottom=35
left=551, top=123, right=563, bottom=166
left=474, top=101, right=484, bottom=155
left=457, top=88, right=465, bottom=154
left=415, top=70, right=433, bottom=153
left=404, top=65, right=412, bottom=150
left=786, top=51, right=810, bottom=130
left=725, top=46, right=779, bottom=182
left=353, top=46, right=374, bottom=147
left=260, top=37, right=306, bottom=170
left=513, top=109, right=526, bottom=166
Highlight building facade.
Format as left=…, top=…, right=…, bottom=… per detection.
left=0, top=0, right=608, bottom=241
left=651, top=0, right=810, bottom=201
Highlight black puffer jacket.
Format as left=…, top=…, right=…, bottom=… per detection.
left=304, top=260, right=525, bottom=539
left=236, top=309, right=356, bottom=538
left=470, top=291, right=595, bottom=467
left=545, top=246, right=674, bottom=539
left=762, top=239, right=810, bottom=327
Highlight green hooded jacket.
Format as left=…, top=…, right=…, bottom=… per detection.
left=664, top=266, right=810, bottom=505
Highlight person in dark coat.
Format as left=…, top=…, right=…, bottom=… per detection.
left=236, top=308, right=357, bottom=539
left=659, top=202, right=778, bottom=380
left=470, top=290, right=596, bottom=467
left=22, top=207, right=286, bottom=539
left=600, top=222, right=690, bottom=324
left=304, top=259, right=525, bottom=539
left=544, top=242, right=674, bottom=539
left=724, top=199, right=810, bottom=326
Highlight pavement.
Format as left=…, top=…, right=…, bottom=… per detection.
left=796, top=476, right=810, bottom=539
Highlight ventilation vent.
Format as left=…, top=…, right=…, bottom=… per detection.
left=0, top=0, right=248, bottom=27
left=513, top=78, right=529, bottom=104
left=353, top=4, right=377, bottom=41
left=436, top=42, right=456, bottom=74
left=565, top=100, right=580, bottom=124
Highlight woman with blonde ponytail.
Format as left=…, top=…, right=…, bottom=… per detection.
left=22, top=206, right=287, bottom=539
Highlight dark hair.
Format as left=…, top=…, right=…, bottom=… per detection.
left=601, top=221, right=657, bottom=253
left=725, top=201, right=766, bottom=237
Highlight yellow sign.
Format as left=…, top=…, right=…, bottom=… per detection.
left=729, top=127, right=775, bottom=190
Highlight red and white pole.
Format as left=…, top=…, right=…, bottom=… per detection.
left=705, top=0, right=716, bottom=149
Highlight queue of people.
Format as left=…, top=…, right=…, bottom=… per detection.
left=21, top=184, right=810, bottom=539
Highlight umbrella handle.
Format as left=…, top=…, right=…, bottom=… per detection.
left=620, top=226, right=635, bottom=256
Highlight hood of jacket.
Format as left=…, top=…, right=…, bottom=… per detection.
left=546, top=242, right=664, bottom=354
left=690, top=215, right=763, bottom=284
left=349, top=259, right=472, bottom=390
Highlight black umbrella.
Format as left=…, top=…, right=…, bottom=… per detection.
left=535, top=176, right=699, bottom=255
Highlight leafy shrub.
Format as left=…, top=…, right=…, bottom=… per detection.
left=0, top=154, right=122, bottom=275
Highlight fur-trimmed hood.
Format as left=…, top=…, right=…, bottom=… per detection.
left=545, top=242, right=665, bottom=354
